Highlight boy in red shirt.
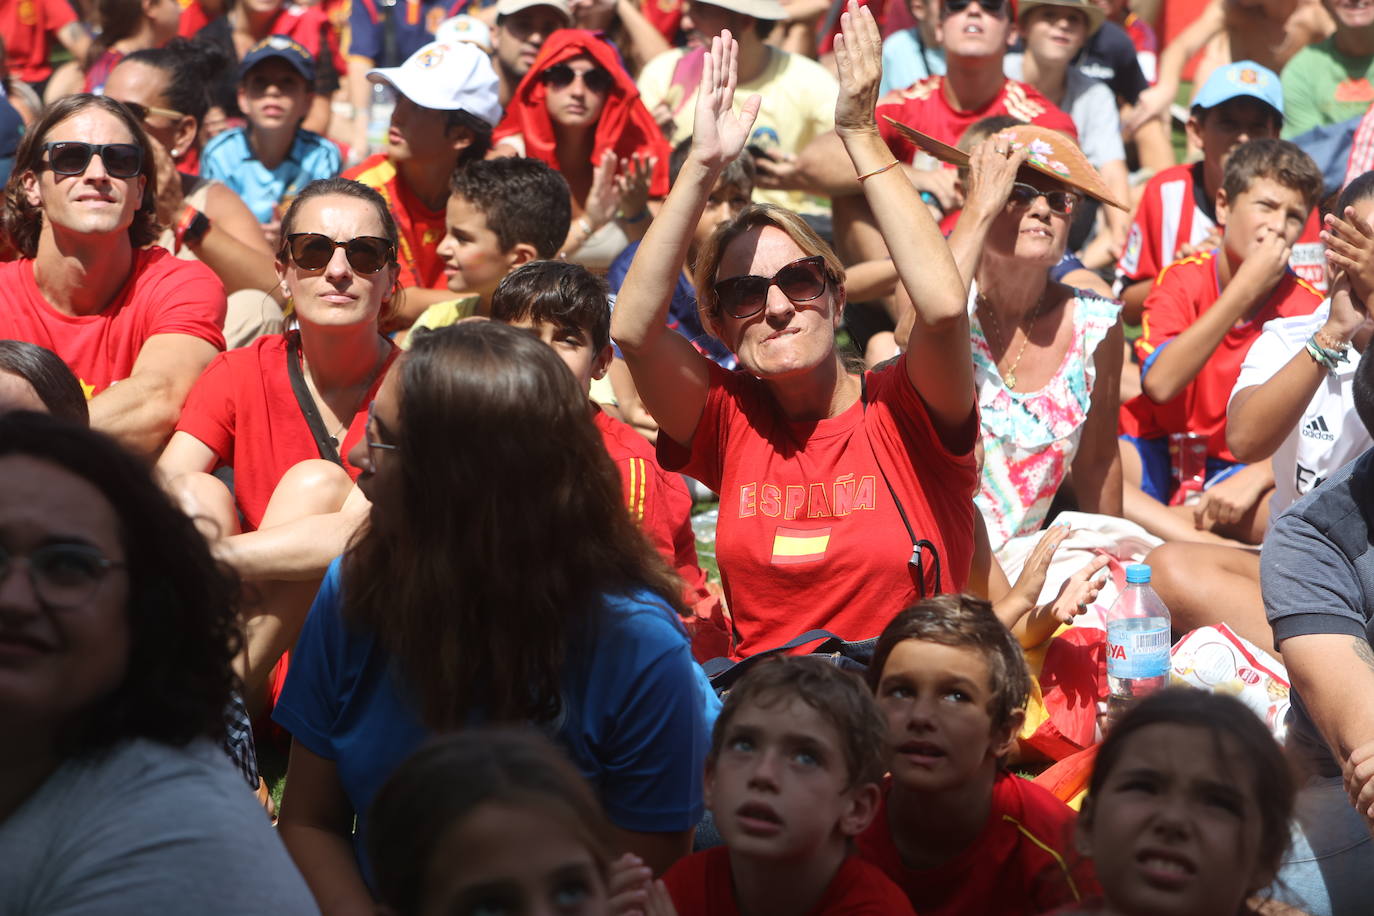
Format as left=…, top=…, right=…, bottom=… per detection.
left=859, top=595, right=1095, bottom=916
left=1119, top=138, right=1324, bottom=543
left=617, top=655, right=914, bottom=915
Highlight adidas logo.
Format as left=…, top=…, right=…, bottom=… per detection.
left=1303, top=416, right=1335, bottom=441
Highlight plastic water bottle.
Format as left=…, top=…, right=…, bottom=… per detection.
left=367, top=82, right=396, bottom=157
left=1106, top=563, right=1172, bottom=721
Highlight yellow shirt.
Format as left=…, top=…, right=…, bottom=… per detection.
left=402, top=294, right=482, bottom=349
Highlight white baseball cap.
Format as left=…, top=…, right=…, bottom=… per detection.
left=495, top=0, right=572, bottom=19
left=367, top=41, right=503, bottom=127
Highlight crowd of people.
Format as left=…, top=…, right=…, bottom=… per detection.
left=4, top=0, right=1374, bottom=911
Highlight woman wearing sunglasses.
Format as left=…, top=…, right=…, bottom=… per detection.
left=613, top=12, right=977, bottom=659
left=157, top=177, right=398, bottom=709
left=939, top=124, right=1124, bottom=557
left=493, top=28, right=670, bottom=269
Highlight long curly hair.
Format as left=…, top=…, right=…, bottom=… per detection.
left=0, top=412, right=242, bottom=755
left=342, top=321, right=686, bottom=729
left=1, top=94, right=160, bottom=259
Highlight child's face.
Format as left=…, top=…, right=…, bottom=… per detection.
left=1079, top=723, right=1270, bottom=916
left=693, top=179, right=752, bottom=255
left=416, top=801, right=608, bottom=916
left=874, top=639, right=1017, bottom=794
left=1022, top=6, right=1089, bottom=62
left=1188, top=98, right=1279, bottom=174
left=238, top=59, right=310, bottom=133
left=437, top=193, right=518, bottom=302
left=1217, top=175, right=1309, bottom=263
left=504, top=316, right=612, bottom=393
left=387, top=96, right=462, bottom=166
left=706, top=694, right=875, bottom=862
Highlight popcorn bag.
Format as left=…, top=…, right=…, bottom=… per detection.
left=1170, top=624, right=1291, bottom=742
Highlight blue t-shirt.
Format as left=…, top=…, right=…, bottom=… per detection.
left=273, top=558, right=718, bottom=885
left=607, top=240, right=736, bottom=369
left=200, top=127, right=343, bottom=223
left=879, top=28, right=945, bottom=97
left=346, top=0, right=467, bottom=65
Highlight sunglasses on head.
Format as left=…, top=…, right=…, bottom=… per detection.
left=120, top=100, right=186, bottom=123
left=941, top=0, right=1009, bottom=17
left=713, top=255, right=830, bottom=320
left=1008, top=181, right=1081, bottom=216
left=540, top=63, right=614, bottom=93
left=42, top=141, right=143, bottom=179
left=284, top=233, right=395, bottom=274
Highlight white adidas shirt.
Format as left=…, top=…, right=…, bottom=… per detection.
left=1230, top=302, right=1372, bottom=524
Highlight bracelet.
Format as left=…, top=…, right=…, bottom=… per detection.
left=618, top=207, right=650, bottom=224
left=856, top=160, right=900, bottom=183
left=1314, top=328, right=1352, bottom=353
left=1306, top=335, right=1350, bottom=372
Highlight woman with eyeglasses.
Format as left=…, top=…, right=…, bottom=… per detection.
left=156, top=177, right=397, bottom=710
left=493, top=28, right=670, bottom=269
left=271, top=320, right=714, bottom=909
left=612, top=13, right=977, bottom=659
left=938, top=124, right=1125, bottom=558
left=0, top=411, right=317, bottom=913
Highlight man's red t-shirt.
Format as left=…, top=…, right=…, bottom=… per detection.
left=594, top=407, right=717, bottom=617
left=1115, top=162, right=1327, bottom=293
left=664, top=846, right=916, bottom=915
left=0, top=247, right=226, bottom=398
left=1119, top=250, right=1324, bottom=461
left=174, top=333, right=396, bottom=531
left=343, top=153, right=448, bottom=291
left=876, top=76, right=1078, bottom=162
left=656, top=357, right=977, bottom=658
left=857, top=773, right=1096, bottom=916
left=0, top=0, right=78, bottom=83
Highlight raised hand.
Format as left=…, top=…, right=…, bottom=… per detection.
left=584, top=148, right=622, bottom=231
left=691, top=30, right=761, bottom=169
left=615, top=153, right=657, bottom=219
left=962, top=134, right=1031, bottom=221
left=832, top=0, right=883, bottom=136
left=1324, top=206, right=1374, bottom=305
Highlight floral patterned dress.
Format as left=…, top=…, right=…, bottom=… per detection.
left=969, top=281, right=1122, bottom=553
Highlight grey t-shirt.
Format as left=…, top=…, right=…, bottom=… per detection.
left=1003, top=54, right=1127, bottom=169
left=1262, top=446, right=1374, bottom=776
left=0, top=738, right=319, bottom=915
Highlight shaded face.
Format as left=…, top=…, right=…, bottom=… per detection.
left=1218, top=175, right=1309, bottom=264
left=349, top=362, right=402, bottom=504
left=417, top=802, right=607, bottom=916
left=150, top=0, right=182, bottom=43
left=0, top=373, right=45, bottom=414
left=706, top=695, right=863, bottom=861
left=436, top=193, right=516, bottom=301
left=1081, top=724, right=1270, bottom=916
left=238, top=59, right=311, bottom=133
left=694, top=178, right=752, bottom=255
left=494, top=5, right=568, bottom=78
left=388, top=95, right=462, bottom=166
left=542, top=55, right=609, bottom=130
left=1022, top=5, right=1088, bottom=61
left=713, top=225, right=842, bottom=380
left=875, top=639, right=1012, bottom=794
left=504, top=316, right=612, bottom=394
left=102, top=61, right=183, bottom=154
left=1325, top=0, right=1374, bottom=31
left=1190, top=98, right=1280, bottom=179
left=985, top=170, right=1074, bottom=265
left=277, top=193, right=397, bottom=329
left=682, top=1, right=742, bottom=50
left=0, top=455, right=130, bottom=738
left=24, top=109, right=147, bottom=240
left=936, top=0, right=1015, bottom=59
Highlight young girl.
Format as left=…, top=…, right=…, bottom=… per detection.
left=368, top=728, right=616, bottom=916
left=1067, top=689, right=1295, bottom=916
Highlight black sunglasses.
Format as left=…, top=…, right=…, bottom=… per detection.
left=1008, top=181, right=1081, bottom=216
left=284, top=233, right=395, bottom=274
left=941, top=0, right=1009, bottom=17
left=42, top=141, right=143, bottom=179
left=540, top=63, right=614, bottom=93
left=713, top=255, right=830, bottom=320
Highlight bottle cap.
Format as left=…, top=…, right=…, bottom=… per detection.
left=1125, top=563, right=1151, bottom=584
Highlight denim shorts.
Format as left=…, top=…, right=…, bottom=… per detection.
left=1269, top=775, right=1374, bottom=916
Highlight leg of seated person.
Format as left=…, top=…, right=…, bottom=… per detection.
left=257, top=458, right=355, bottom=529
left=223, top=289, right=286, bottom=350
left=165, top=470, right=241, bottom=542
left=1119, top=439, right=1237, bottom=545
left=1145, top=542, right=1273, bottom=655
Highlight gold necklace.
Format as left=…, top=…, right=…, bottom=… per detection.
left=977, top=288, right=1046, bottom=391
left=301, top=342, right=388, bottom=448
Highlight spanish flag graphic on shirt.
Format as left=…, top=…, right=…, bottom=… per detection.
left=770, top=526, right=832, bottom=565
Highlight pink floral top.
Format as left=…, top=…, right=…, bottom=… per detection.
left=969, top=282, right=1121, bottom=552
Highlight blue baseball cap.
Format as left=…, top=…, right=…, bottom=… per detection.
left=1191, top=60, right=1284, bottom=119
left=238, top=36, right=316, bottom=84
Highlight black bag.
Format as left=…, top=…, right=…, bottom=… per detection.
left=703, top=629, right=877, bottom=696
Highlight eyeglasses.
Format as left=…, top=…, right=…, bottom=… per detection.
left=941, top=0, right=1009, bottom=17
left=365, top=402, right=398, bottom=462
left=120, top=100, right=186, bottom=123
left=284, top=233, right=395, bottom=274
left=713, top=255, right=830, bottom=320
left=540, top=63, right=614, bottom=94
left=42, top=141, right=144, bottom=179
left=0, top=543, right=125, bottom=608
left=1008, top=181, right=1082, bottom=216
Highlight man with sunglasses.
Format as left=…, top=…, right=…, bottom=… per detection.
left=0, top=95, right=226, bottom=458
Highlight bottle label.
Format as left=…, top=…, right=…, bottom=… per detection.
left=1107, top=619, right=1171, bottom=679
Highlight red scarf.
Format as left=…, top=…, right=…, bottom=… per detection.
left=494, top=29, right=670, bottom=198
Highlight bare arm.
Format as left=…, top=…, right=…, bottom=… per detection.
left=611, top=34, right=759, bottom=446
left=1285, top=633, right=1374, bottom=781
left=156, top=430, right=219, bottom=479
left=1120, top=277, right=1152, bottom=325
left=55, top=21, right=91, bottom=60
left=214, top=486, right=371, bottom=580
left=90, top=334, right=220, bottom=457
left=277, top=743, right=375, bottom=916
left=614, top=0, right=672, bottom=71
left=1126, top=0, right=1222, bottom=132
left=347, top=55, right=376, bottom=164
left=192, top=184, right=284, bottom=300
left=1070, top=317, right=1125, bottom=517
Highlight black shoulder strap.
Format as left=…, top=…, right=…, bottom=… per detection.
left=286, top=334, right=344, bottom=467
left=859, top=373, right=941, bottom=598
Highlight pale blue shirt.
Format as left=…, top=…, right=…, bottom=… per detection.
left=201, top=126, right=343, bottom=223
